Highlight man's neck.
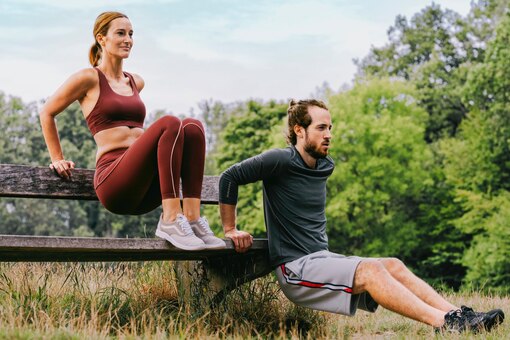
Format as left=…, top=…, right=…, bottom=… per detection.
left=295, top=144, right=317, bottom=169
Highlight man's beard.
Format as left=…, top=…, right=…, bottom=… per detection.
left=304, top=139, right=328, bottom=159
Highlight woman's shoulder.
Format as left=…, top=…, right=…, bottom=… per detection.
left=63, top=68, right=99, bottom=90
left=126, top=72, right=145, bottom=92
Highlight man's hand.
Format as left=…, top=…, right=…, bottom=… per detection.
left=225, top=229, right=253, bottom=253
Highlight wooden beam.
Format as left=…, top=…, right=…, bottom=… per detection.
left=0, top=164, right=220, bottom=204
left=0, top=234, right=268, bottom=262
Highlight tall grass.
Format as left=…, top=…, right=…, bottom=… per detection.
left=0, top=262, right=507, bottom=339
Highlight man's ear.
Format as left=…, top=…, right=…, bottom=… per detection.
left=294, top=125, right=303, bottom=139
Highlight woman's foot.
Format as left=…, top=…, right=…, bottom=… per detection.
left=156, top=213, right=206, bottom=250
left=190, top=217, right=227, bottom=249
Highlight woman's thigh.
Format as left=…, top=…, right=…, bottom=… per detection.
left=95, top=126, right=166, bottom=214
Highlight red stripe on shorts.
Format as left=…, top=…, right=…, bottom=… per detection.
left=281, top=264, right=353, bottom=293
left=298, top=281, right=325, bottom=288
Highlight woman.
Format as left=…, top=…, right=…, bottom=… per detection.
left=40, top=11, right=225, bottom=250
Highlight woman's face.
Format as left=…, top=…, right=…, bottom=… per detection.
left=100, top=17, right=133, bottom=60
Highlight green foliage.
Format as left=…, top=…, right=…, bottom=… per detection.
left=356, top=1, right=510, bottom=141
left=438, top=12, right=510, bottom=290
left=326, top=78, right=432, bottom=260
left=454, top=191, right=510, bottom=291
left=199, top=99, right=247, bottom=175
left=458, top=13, right=510, bottom=193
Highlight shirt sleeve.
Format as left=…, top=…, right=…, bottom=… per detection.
left=219, top=148, right=289, bottom=205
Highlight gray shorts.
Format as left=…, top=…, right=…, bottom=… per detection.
left=275, top=250, right=378, bottom=316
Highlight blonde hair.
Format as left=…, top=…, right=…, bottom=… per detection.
left=89, top=11, right=129, bottom=66
left=287, top=99, right=328, bottom=145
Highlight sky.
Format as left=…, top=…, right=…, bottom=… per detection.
left=0, top=0, right=472, bottom=116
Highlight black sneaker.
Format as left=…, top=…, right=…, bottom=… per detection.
left=460, top=305, right=505, bottom=332
left=439, top=309, right=469, bottom=333
left=439, top=307, right=505, bottom=333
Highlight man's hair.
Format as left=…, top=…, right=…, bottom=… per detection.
left=286, top=99, right=329, bottom=145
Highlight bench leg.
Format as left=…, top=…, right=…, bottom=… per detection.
left=174, top=252, right=272, bottom=313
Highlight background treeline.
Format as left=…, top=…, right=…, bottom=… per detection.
left=1, top=0, right=509, bottom=292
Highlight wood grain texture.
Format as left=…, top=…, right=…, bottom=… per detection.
left=0, top=163, right=270, bottom=272
left=0, top=164, right=220, bottom=204
left=0, top=235, right=268, bottom=262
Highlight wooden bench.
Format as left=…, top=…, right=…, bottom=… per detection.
left=0, top=164, right=271, bottom=307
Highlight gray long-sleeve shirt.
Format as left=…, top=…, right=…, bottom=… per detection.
left=219, top=146, right=335, bottom=268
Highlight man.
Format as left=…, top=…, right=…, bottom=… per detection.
left=218, top=99, right=504, bottom=333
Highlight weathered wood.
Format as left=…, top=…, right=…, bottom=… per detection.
left=0, top=163, right=273, bottom=307
left=0, top=234, right=268, bottom=262
left=0, top=164, right=220, bottom=204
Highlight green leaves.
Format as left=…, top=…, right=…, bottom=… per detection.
left=326, top=78, right=433, bottom=260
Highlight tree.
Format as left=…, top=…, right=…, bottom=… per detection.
left=326, top=78, right=430, bottom=257
left=355, top=1, right=510, bottom=141
left=325, top=78, right=467, bottom=286
left=439, top=12, right=510, bottom=289
left=198, top=99, right=246, bottom=175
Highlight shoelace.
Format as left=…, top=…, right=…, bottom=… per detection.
left=447, top=309, right=464, bottom=320
left=175, top=214, right=194, bottom=236
left=196, top=217, right=213, bottom=235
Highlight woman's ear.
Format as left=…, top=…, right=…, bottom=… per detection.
left=96, top=34, right=105, bottom=47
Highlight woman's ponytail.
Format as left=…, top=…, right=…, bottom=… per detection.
left=89, top=42, right=101, bottom=67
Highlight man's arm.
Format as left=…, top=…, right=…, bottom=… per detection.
left=218, top=148, right=288, bottom=252
left=220, top=203, right=253, bottom=253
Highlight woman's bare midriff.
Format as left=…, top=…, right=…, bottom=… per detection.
left=94, top=126, right=144, bottom=161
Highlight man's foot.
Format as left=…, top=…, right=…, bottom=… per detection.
left=190, top=217, right=227, bottom=249
left=155, top=213, right=206, bottom=250
left=461, top=305, right=505, bottom=332
left=438, top=306, right=505, bottom=333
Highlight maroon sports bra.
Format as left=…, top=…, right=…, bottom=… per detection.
left=86, top=68, right=146, bottom=136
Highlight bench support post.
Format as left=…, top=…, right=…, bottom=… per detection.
left=175, top=252, right=272, bottom=313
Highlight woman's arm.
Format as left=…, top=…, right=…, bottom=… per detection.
left=39, top=68, right=96, bottom=179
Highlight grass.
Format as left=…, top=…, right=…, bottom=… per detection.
left=0, top=262, right=508, bottom=339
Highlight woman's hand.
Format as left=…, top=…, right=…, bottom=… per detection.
left=225, top=229, right=253, bottom=253
left=50, top=159, right=75, bottom=180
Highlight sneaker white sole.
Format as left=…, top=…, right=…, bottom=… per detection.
left=155, top=230, right=206, bottom=251
left=202, top=241, right=227, bottom=249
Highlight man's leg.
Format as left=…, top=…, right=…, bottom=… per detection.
left=378, top=258, right=457, bottom=312
left=352, top=259, right=446, bottom=327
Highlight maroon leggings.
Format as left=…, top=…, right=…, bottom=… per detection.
left=94, top=116, right=205, bottom=215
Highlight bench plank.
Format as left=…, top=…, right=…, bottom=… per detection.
left=0, top=164, right=220, bottom=204
left=0, top=235, right=268, bottom=262
left=0, top=163, right=271, bottom=306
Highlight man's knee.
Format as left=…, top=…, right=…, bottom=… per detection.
left=379, top=257, right=407, bottom=276
left=354, top=259, right=388, bottom=292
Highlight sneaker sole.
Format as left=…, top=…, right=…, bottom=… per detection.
left=203, top=242, right=227, bottom=249
left=155, top=230, right=206, bottom=251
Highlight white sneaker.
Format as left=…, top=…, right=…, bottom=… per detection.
left=190, top=217, right=227, bottom=249
left=155, top=213, right=206, bottom=250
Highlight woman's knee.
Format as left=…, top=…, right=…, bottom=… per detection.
left=155, top=115, right=182, bottom=133
left=181, top=118, right=205, bottom=138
